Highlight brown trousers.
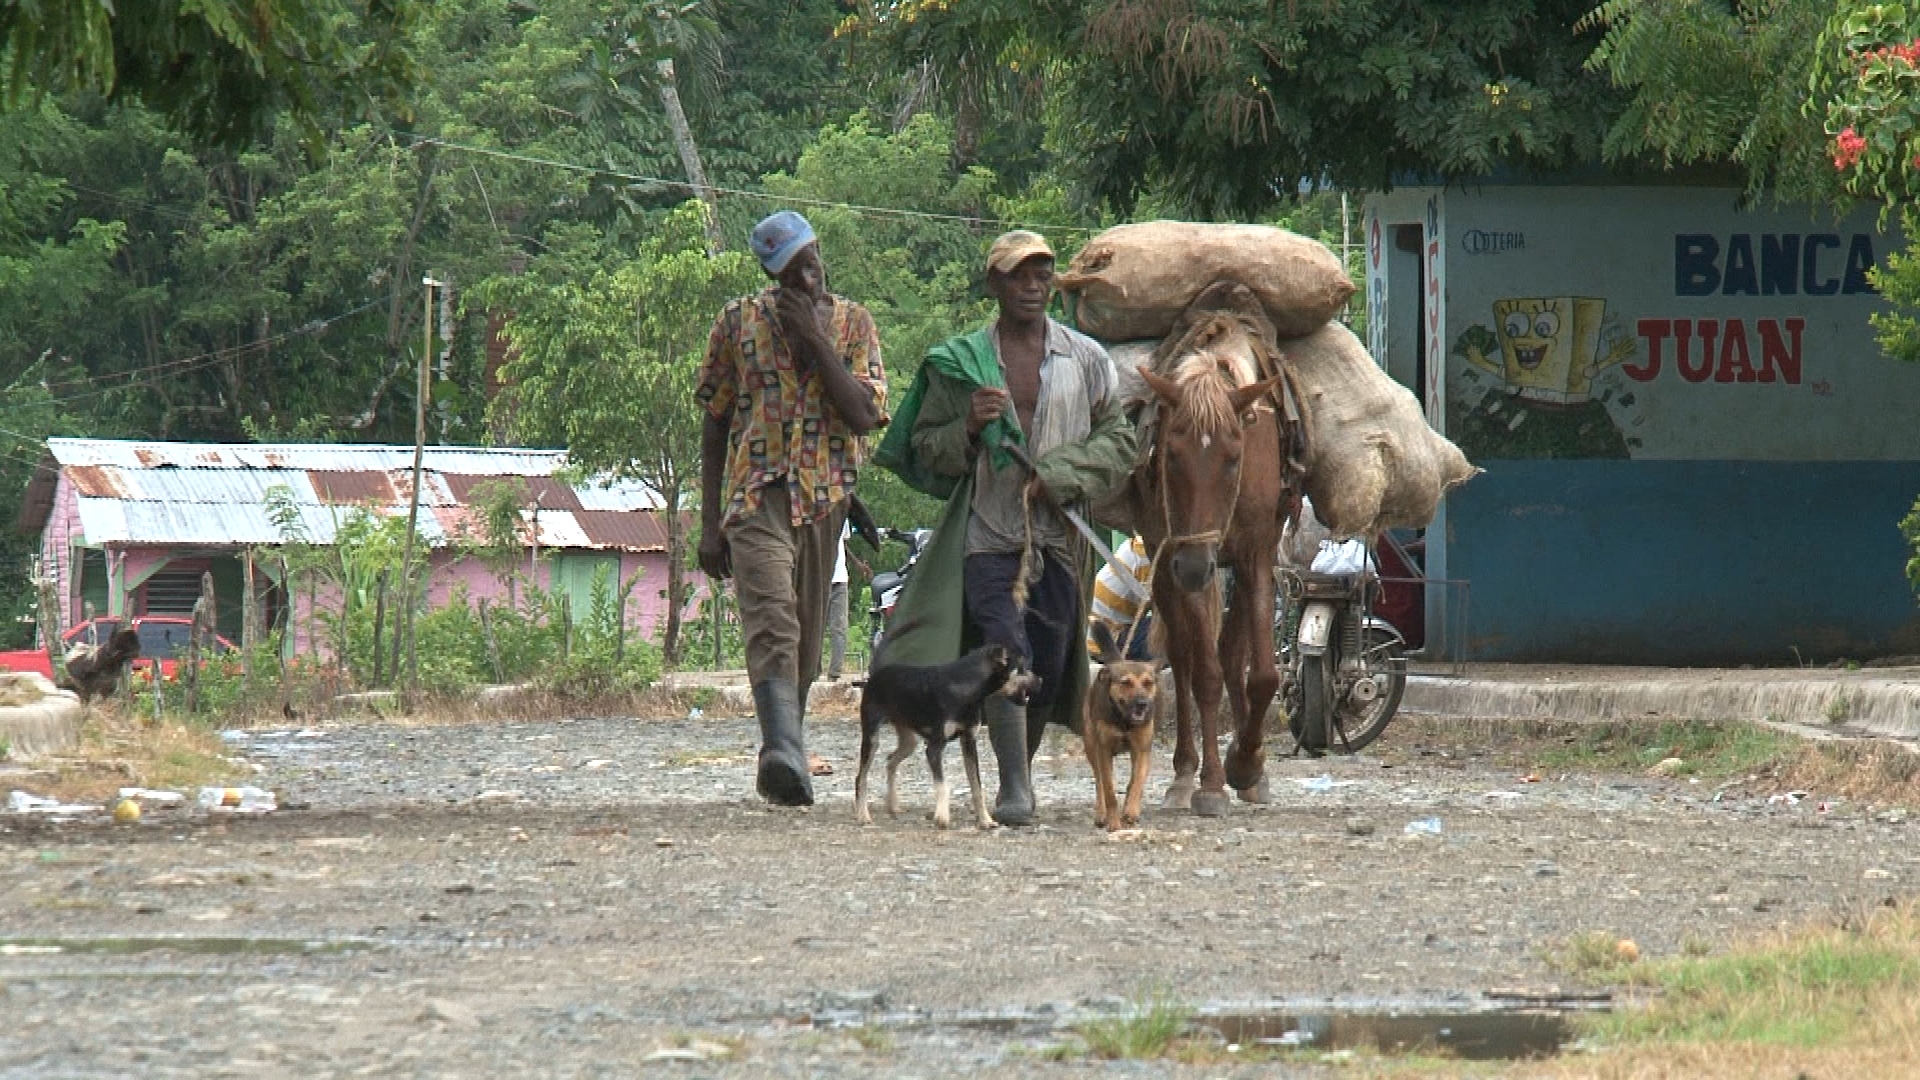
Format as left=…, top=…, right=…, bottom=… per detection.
left=724, top=484, right=846, bottom=692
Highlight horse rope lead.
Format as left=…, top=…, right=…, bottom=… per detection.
left=1123, top=418, right=1243, bottom=659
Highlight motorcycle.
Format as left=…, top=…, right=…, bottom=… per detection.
left=866, top=526, right=934, bottom=666
left=1278, top=565, right=1408, bottom=754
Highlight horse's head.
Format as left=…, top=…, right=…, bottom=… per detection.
left=1140, top=355, right=1286, bottom=593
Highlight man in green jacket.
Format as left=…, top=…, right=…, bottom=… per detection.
left=879, top=230, right=1136, bottom=826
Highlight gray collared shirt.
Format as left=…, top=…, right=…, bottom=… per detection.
left=967, top=318, right=1120, bottom=559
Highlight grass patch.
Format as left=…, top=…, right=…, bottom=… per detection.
left=1592, top=905, right=1920, bottom=1048
left=1777, top=738, right=1920, bottom=806
left=22, top=705, right=237, bottom=802
left=1536, top=719, right=1795, bottom=780
left=1547, top=931, right=1643, bottom=981
left=1076, top=991, right=1192, bottom=1060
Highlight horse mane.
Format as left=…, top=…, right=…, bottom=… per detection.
left=1166, top=352, right=1241, bottom=437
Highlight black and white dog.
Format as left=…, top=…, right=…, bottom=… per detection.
left=854, top=644, right=1038, bottom=829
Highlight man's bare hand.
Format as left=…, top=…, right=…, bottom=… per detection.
left=966, top=387, right=1010, bottom=436
left=697, top=531, right=731, bottom=581
left=771, top=286, right=825, bottom=374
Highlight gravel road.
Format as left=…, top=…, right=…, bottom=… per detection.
left=3, top=708, right=1914, bottom=1077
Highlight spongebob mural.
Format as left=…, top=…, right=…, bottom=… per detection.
left=1450, top=296, right=1638, bottom=460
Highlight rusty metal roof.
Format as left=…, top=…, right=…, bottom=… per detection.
left=45, top=438, right=667, bottom=552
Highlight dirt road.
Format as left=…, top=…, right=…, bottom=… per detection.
left=3, top=710, right=1914, bottom=1077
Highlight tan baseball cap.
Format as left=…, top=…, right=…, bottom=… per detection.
left=986, top=229, right=1055, bottom=275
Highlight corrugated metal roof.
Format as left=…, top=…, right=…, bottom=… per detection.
left=532, top=510, right=594, bottom=551
left=48, top=438, right=584, bottom=476
left=67, top=464, right=130, bottom=499
left=574, top=510, right=669, bottom=551
left=572, top=478, right=664, bottom=511
left=309, top=470, right=397, bottom=504
left=48, top=438, right=666, bottom=552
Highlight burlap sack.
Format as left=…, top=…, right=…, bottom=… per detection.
left=1283, top=322, right=1479, bottom=537
left=1060, top=222, right=1354, bottom=342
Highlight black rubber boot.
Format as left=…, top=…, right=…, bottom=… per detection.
left=752, top=679, right=813, bottom=807
left=986, top=696, right=1035, bottom=826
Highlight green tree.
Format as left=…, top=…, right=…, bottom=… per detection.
left=852, top=0, right=1628, bottom=218
left=474, top=201, right=761, bottom=662
left=0, top=0, right=422, bottom=147
left=1580, top=1, right=1839, bottom=204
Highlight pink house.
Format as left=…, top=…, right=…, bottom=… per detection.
left=18, top=438, right=695, bottom=650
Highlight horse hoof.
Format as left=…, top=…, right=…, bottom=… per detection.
left=1235, top=779, right=1270, bottom=804
left=1192, top=790, right=1230, bottom=818
left=1224, top=750, right=1264, bottom=793
left=1161, top=780, right=1197, bottom=811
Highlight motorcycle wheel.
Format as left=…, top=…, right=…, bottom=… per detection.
left=1326, top=628, right=1407, bottom=753
left=1298, top=652, right=1332, bottom=754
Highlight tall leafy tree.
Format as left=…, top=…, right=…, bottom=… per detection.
left=1580, top=0, right=1838, bottom=204
left=852, top=0, right=1629, bottom=218
left=0, top=0, right=422, bottom=147
left=473, top=202, right=761, bottom=662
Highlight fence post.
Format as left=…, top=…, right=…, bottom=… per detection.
left=35, top=563, right=66, bottom=686
left=277, top=555, right=292, bottom=720
left=371, top=569, right=388, bottom=687
left=241, top=548, right=256, bottom=699
left=405, top=570, right=419, bottom=696
left=478, top=598, right=506, bottom=683
left=559, top=592, right=571, bottom=663
left=614, top=587, right=626, bottom=666
left=388, top=567, right=405, bottom=690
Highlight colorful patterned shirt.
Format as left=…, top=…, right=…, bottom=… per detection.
left=697, top=288, right=887, bottom=529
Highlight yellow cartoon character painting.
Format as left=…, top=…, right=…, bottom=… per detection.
left=1470, top=297, right=1634, bottom=404
left=1451, top=296, right=1639, bottom=460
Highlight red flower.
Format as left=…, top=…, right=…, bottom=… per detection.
left=1835, top=127, right=1867, bottom=170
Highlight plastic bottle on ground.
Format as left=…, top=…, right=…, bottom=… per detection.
left=197, top=786, right=277, bottom=813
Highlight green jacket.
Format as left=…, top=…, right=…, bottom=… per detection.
left=876, top=331, right=1137, bottom=734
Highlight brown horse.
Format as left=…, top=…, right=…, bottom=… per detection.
left=1134, top=294, right=1294, bottom=816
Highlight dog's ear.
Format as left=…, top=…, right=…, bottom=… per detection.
left=1090, top=620, right=1119, bottom=665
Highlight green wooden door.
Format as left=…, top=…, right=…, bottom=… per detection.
left=553, top=554, right=619, bottom=624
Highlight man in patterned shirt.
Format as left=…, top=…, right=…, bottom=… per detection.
left=697, top=211, right=886, bottom=807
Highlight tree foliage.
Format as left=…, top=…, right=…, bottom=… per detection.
left=1580, top=0, right=1839, bottom=203
left=474, top=201, right=762, bottom=661
left=0, top=0, right=422, bottom=147
left=850, top=0, right=1629, bottom=218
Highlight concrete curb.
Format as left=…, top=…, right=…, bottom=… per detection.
left=1404, top=670, right=1920, bottom=740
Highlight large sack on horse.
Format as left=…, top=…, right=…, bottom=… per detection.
left=1283, top=322, right=1479, bottom=537
left=1060, top=222, right=1354, bottom=342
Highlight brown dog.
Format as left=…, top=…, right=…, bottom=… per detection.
left=1083, top=621, right=1160, bottom=831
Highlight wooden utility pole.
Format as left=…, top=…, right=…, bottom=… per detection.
left=399, top=276, right=442, bottom=700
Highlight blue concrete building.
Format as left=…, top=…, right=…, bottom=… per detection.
left=1363, top=185, right=1920, bottom=664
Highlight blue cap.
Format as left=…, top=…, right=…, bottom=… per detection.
left=749, top=210, right=816, bottom=274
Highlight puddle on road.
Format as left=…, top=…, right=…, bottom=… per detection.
left=1194, top=1006, right=1573, bottom=1060
left=0, top=936, right=380, bottom=957
left=824, top=1000, right=1586, bottom=1062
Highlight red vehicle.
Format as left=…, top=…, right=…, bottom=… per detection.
left=0, top=616, right=237, bottom=682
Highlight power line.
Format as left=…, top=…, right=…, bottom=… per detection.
left=391, top=131, right=1100, bottom=237
left=0, top=297, right=386, bottom=415
left=0, top=426, right=55, bottom=470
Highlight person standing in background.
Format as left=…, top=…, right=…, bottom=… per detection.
left=826, top=521, right=850, bottom=680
